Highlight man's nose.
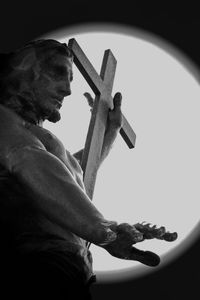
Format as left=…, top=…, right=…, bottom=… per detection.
left=64, top=88, right=71, bottom=97
left=58, top=84, right=71, bottom=97
left=64, top=80, right=71, bottom=96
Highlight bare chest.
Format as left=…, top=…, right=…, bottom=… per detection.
left=24, top=123, right=84, bottom=188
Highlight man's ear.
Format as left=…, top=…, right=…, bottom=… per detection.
left=10, top=48, right=40, bottom=78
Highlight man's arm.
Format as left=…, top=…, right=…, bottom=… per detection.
left=9, top=147, right=118, bottom=245
left=0, top=105, right=117, bottom=246
left=73, top=92, right=123, bottom=165
left=100, top=92, right=123, bottom=163
left=0, top=105, right=177, bottom=266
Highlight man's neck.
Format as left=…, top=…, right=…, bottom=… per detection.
left=22, top=110, right=44, bottom=127
left=25, top=118, right=44, bottom=127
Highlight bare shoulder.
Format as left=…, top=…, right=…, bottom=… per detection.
left=0, top=104, right=22, bottom=127
left=0, top=105, right=45, bottom=161
left=0, top=104, right=25, bottom=142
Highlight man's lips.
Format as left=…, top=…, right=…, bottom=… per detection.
left=52, top=97, right=64, bottom=108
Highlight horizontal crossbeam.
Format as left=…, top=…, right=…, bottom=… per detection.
left=68, top=38, right=136, bottom=200
left=69, top=38, right=136, bottom=150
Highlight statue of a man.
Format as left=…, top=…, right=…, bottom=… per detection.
left=0, top=39, right=177, bottom=299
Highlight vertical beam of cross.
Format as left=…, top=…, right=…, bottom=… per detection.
left=82, top=49, right=116, bottom=200
left=68, top=39, right=136, bottom=200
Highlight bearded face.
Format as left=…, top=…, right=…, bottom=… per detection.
left=31, top=54, right=73, bottom=123
left=0, top=40, right=73, bottom=124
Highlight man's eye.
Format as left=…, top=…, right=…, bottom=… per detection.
left=47, top=65, right=67, bottom=79
left=53, top=66, right=67, bottom=77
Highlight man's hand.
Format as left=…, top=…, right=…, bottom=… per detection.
left=84, top=92, right=123, bottom=163
left=99, top=222, right=178, bottom=267
left=84, top=91, right=123, bottom=130
left=106, top=92, right=123, bottom=131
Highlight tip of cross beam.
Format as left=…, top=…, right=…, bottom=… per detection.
left=68, top=38, right=76, bottom=48
left=104, top=49, right=116, bottom=62
left=120, top=115, right=136, bottom=149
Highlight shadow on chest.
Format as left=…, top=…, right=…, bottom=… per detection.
left=25, top=124, right=83, bottom=182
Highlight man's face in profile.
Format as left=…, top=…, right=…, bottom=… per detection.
left=33, top=53, right=73, bottom=123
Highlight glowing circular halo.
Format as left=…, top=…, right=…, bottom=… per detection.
left=41, top=23, right=200, bottom=283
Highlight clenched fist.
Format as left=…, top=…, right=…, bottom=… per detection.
left=84, top=92, right=123, bottom=163
left=84, top=91, right=123, bottom=131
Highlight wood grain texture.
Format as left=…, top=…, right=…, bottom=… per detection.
left=68, top=39, right=136, bottom=200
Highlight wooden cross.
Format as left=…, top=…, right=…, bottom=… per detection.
left=68, top=39, right=136, bottom=201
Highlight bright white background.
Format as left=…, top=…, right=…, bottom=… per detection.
left=43, top=25, right=200, bottom=281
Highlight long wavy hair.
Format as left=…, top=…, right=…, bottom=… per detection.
left=0, top=39, right=73, bottom=123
